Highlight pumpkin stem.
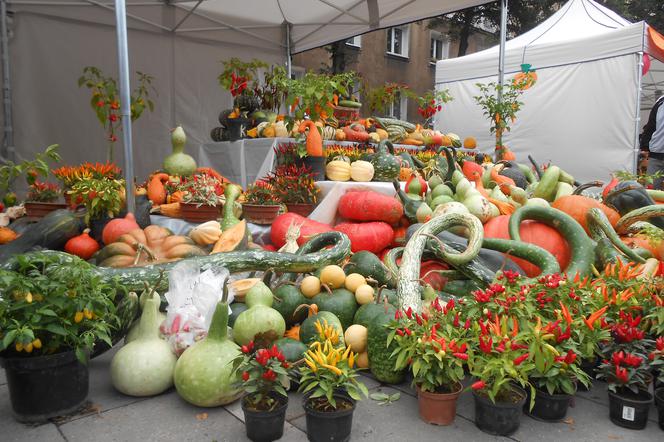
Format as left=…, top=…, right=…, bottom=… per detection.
left=321, top=283, right=333, bottom=295
left=294, top=303, right=318, bottom=317
left=528, top=155, right=543, bottom=179
left=573, top=180, right=604, bottom=195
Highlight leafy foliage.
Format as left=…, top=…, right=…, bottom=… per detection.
left=67, top=177, right=125, bottom=223
left=0, top=144, right=60, bottom=200
left=232, top=341, right=290, bottom=411
left=0, top=253, right=123, bottom=363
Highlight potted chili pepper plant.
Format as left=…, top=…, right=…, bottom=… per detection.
left=178, top=173, right=226, bottom=223
left=0, top=253, right=122, bottom=422
left=299, top=332, right=368, bottom=442
left=241, top=180, right=282, bottom=225
left=24, top=180, right=66, bottom=218
left=387, top=297, right=469, bottom=425
left=649, top=337, right=664, bottom=430
left=270, top=164, right=320, bottom=218
left=232, top=340, right=291, bottom=442
left=66, top=176, right=125, bottom=240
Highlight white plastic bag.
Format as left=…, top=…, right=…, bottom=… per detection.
left=160, top=261, right=232, bottom=356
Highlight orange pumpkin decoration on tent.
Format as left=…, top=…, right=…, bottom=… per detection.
left=513, top=63, right=537, bottom=90
left=463, top=137, right=477, bottom=149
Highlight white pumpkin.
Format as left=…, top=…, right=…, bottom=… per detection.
left=326, top=160, right=352, bottom=181
left=350, top=161, right=374, bottom=182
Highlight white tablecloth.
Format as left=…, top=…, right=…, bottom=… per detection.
left=309, top=181, right=406, bottom=225
left=197, top=138, right=420, bottom=188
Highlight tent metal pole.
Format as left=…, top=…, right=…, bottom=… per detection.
left=114, top=0, right=135, bottom=214
left=1, top=0, right=14, bottom=161
left=633, top=52, right=644, bottom=174
left=497, top=0, right=508, bottom=103
left=286, top=22, right=292, bottom=79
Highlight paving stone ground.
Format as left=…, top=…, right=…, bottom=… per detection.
left=1, top=345, right=662, bottom=442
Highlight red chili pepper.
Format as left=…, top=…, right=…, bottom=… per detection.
left=471, top=380, right=486, bottom=390
left=404, top=328, right=412, bottom=336
left=513, top=353, right=530, bottom=366
left=453, top=352, right=469, bottom=360
left=262, top=369, right=277, bottom=382
left=241, top=345, right=250, bottom=354
left=406, top=307, right=413, bottom=319
left=453, top=313, right=460, bottom=327
left=615, top=365, right=628, bottom=384
left=564, top=350, right=577, bottom=365
left=464, top=318, right=471, bottom=329
left=415, top=313, right=423, bottom=326
left=242, top=371, right=250, bottom=381
left=396, top=329, right=404, bottom=337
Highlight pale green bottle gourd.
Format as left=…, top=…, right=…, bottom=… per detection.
left=163, top=126, right=197, bottom=176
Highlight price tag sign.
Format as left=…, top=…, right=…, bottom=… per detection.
left=622, top=406, right=635, bottom=421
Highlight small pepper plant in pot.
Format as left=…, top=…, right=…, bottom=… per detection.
left=178, top=173, right=226, bottom=223
left=0, top=253, right=122, bottom=422
left=232, top=340, right=291, bottom=442
left=242, top=180, right=282, bottom=225
left=24, top=180, right=66, bottom=218
left=271, top=164, right=320, bottom=218
left=298, top=327, right=368, bottom=442
left=387, top=297, right=469, bottom=425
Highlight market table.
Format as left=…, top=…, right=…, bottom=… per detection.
left=197, top=138, right=420, bottom=188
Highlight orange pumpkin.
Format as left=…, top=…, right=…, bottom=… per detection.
left=551, top=195, right=620, bottom=234
left=484, top=215, right=571, bottom=277
left=463, top=137, right=477, bottom=149
left=95, top=225, right=206, bottom=267
left=299, top=120, right=323, bottom=156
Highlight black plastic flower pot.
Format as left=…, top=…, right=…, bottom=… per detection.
left=473, top=386, right=526, bottom=436
left=525, top=387, right=573, bottom=422
left=241, top=394, right=288, bottom=442
left=1, top=350, right=89, bottom=423
left=653, top=387, right=664, bottom=431
left=608, top=389, right=653, bottom=430
left=303, top=392, right=356, bottom=442
left=578, top=358, right=598, bottom=391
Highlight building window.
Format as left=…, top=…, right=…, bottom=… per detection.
left=346, top=35, right=361, bottom=48
left=386, top=25, right=409, bottom=57
left=430, top=32, right=449, bottom=63
left=388, top=92, right=407, bottom=120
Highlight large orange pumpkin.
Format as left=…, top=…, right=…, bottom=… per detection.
left=551, top=195, right=620, bottom=234
left=484, top=215, right=571, bottom=277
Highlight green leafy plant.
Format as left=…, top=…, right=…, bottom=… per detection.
left=387, top=298, right=469, bottom=393
left=218, top=58, right=268, bottom=97
left=411, top=89, right=453, bottom=127
left=299, top=337, right=368, bottom=410
left=369, top=391, right=401, bottom=405
left=363, top=82, right=409, bottom=115
left=0, top=144, right=60, bottom=203
left=67, top=177, right=124, bottom=223
left=0, top=253, right=123, bottom=363
left=78, top=66, right=155, bottom=161
left=232, top=341, right=290, bottom=411
left=614, top=169, right=664, bottom=187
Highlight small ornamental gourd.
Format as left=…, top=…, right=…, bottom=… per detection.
left=350, top=161, right=374, bottom=182
left=189, top=220, right=222, bottom=246
left=326, top=160, right=352, bottom=181
left=163, top=126, right=197, bottom=177
left=174, top=284, right=242, bottom=407
left=111, top=296, right=176, bottom=397
left=371, top=140, right=401, bottom=182
left=232, top=281, right=286, bottom=345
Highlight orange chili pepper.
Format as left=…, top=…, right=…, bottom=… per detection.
left=560, top=301, right=572, bottom=325
left=584, top=306, right=608, bottom=331
left=511, top=316, right=519, bottom=338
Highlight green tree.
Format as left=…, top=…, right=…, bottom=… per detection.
left=597, top=0, right=664, bottom=33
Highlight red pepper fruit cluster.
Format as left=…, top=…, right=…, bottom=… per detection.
left=611, top=313, right=644, bottom=343
left=513, top=353, right=530, bottom=366
left=242, top=371, right=250, bottom=381
left=538, top=273, right=564, bottom=289
left=229, top=72, right=248, bottom=97
left=496, top=269, right=520, bottom=284
left=555, top=350, right=577, bottom=365
left=241, top=341, right=255, bottom=354
left=262, top=369, right=277, bottom=382
left=611, top=351, right=643, bottom=368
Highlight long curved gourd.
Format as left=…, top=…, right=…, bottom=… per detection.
left=572, top=181, right=603, bottom=195
left=482, top=238, right=560, bottom=276
left=398, top=213, right=483, bottom=311
left=586, top=208, right=645, bottom=263
left=508, top=205, right=595, bottom=277
left=1, top=232, right=352, bottom=293
left=615, top=205, right=664, bottom=235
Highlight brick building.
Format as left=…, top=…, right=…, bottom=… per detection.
left=292, top=19, right=494, bottom=122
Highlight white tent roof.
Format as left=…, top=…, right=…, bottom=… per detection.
left=8, top=0, right=493, bottom=54
left=435, top=0, right=664, bottom=84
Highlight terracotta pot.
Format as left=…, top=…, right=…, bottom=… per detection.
left=333, top=106, right=360, bottom=127
left=286, top=203, right=315, bottom=217
left=180, top=203, right=221, bottom=223
left=24, top=202, right=67, bottom=218
left=242, top=204, right=281, bottom=225
left=417, top=383, right=462, bottom=426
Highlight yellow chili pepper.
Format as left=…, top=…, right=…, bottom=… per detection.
left=25, top=342, right=33, bottom=353
left=33, top=338, right=42, bottom=349
left=74, top=311, right=84, bottom=323
left=304, top=358, right=318, bottom=372
left=15, top=342, right=23, bottom=352
left=348, top=352, right=355, bottom=368
left=84, top=309, right=93, bottom=320
left=543, top=343, right=559, bottom=357
left=25, top=292, right=33, bottom=303
left=342, top=346, right=352, bottom=361
left=321, top=363, right=343, bottom=375
left=541, top=333, right=555, bottom=341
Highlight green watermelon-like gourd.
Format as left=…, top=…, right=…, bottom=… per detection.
left=274, top=337, right=307, bottom=362
left=353, top=293, right=396, bottom=328
left=299, top=307, right=345, bottom=347
left=311, top=288, right=358, bottom=330
left=367, top=311, right=405, bottom=384
left=273, top=284, right=309, bottom=326
left=371, top=140, right=401, bottom=182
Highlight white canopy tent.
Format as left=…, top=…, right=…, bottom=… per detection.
left=1, top=0, right=498, bottom=210
left=434, top=0, right=664, bottom=183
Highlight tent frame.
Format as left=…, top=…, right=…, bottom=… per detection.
left=0, top=0, right=507, bottom=213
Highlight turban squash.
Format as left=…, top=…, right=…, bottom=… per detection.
left=96, top=225, right=206, bottom=267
